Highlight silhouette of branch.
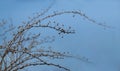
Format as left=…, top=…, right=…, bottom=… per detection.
left=0, top=2, right=112, bottom=71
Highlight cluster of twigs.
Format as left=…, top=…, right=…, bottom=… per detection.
left=0, top=1, right=111, bottom=71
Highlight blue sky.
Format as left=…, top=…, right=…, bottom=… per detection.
left=0, top=0, right=120, bottom=71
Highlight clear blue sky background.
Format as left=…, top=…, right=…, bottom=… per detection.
left=0, top=0, right=120, bottom=71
